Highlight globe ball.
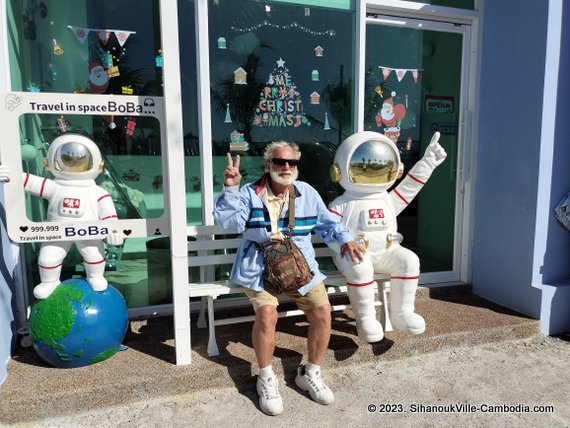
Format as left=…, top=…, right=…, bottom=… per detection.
left=29, top=278, right=128, bottom=368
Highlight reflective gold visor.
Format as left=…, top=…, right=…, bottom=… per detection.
left=348, top=139, right=399, bottom=184
left=54, top=142, right=93, bottom=173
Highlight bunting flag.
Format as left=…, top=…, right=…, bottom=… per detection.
left=379, top=66, right=421, bottom=84
left=68, top=25, right=136, bottom=47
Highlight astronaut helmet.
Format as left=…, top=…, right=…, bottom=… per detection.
left=45, top=134, right=104, bottom=180
left=330, top=131, right=404, bottom=193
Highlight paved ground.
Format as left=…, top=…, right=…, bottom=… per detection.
left=2, top=284, right=568, bottom=427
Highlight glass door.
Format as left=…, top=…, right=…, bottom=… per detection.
left=362, top=14, right=471, bottom=283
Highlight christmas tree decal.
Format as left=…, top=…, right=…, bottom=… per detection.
left=253, top=58, right=310, bottom=128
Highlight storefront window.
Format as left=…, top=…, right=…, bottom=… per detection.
left=6, top=0, right=168, bottom=308
left=208, top=0, right=356, bottom=205
left=177, top=0, right=202, bottom=225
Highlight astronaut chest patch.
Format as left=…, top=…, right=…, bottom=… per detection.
left=59, top=196, right=86, bottom=217
left=360, top=207, right=389, bottom=231
left=63, top=198, right=81, bottom=209
left=368, top=208, right=385, bottom=219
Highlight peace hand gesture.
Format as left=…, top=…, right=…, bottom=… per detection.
left=223, top=153, right=242, bottom=187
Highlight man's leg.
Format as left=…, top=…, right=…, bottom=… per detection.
left=242, top=288, right=283, bottom=416
left=251, top=305, right=278, bottom=368
left=304, top=303, right=332, bottom=365
left=292, top=283, right=335, bottom=405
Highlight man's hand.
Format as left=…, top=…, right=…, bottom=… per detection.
left=223, top=153, right=242, bottom=187
left=105, top=230, right=124, bottom=247
left=340, top=241, right=366, bottom=264
left=0, top=165, right=11, bottom=183
left=422, top=131, right=447, bottom=168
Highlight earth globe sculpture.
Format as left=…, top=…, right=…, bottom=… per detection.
left=29, top=278, right=128, bottom=368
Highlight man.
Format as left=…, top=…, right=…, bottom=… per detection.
left=214, top=141, right=365, bottom=416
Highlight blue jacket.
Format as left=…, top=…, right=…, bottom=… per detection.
left=213, top=176, right=354, bottom=294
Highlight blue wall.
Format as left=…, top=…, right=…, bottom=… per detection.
left=472, top=0, right=548, bottom=316
left=534, top=1, right=570, bottom=285
left=0, top=191, right=16, bottom=386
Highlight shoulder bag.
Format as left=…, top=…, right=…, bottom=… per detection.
left=263, top=185, right=314, bottom=294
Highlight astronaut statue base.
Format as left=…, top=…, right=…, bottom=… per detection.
left=329, top=131, right=447, bottom=341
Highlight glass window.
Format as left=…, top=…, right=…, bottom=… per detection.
left=364, top=22, right=462, bottom=272
left=8, top=0, right=162, bottom=95
left=208, top=0, right=356, bottom=205
left=6, top=0, right=169, bottom=308
left=177, top=0, right=202, bottom=225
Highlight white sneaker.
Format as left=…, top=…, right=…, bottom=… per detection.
left=256, top=375, right=283, bottom=416
left=295, top=365, right=334, bottom=405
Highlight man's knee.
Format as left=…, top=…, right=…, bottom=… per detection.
left=306, top=304, right=332, bottom=327
left=255, top=305, right=278, bottom=330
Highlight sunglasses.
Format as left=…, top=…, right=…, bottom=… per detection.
left=270, top=158, right=299, bottom=167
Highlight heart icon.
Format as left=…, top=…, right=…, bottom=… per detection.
left=123, top=230, right=132, bottom=236
left=20, top=226, right=28, bottom=232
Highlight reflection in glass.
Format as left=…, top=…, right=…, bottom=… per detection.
left=19, top=113, right=164, bottom=222
left=349, top=140, right=399, bottom=185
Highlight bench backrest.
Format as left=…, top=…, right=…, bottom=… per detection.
left=186, top=225, right=336, bottom=271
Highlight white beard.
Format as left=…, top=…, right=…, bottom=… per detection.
left=269, top=168, right=298, bottom=186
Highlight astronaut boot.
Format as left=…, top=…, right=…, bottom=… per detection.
left=84, top=260, right=108, bottom=292
left=389, top=279, right=425, bottom=335
left=34, top=282, right=60, bottom=300
left=34, top=265, right=63, bottom=299
left=347, top=282, right=384, bottom=342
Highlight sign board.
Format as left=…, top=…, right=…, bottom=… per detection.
left=0, top=91, right=168, bottom=243
left=424, top=95, right=454, bottom=113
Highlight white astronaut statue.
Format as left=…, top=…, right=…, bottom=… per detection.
left=329, top=131, right=446, bottom=342
left=0, top=134, right=123, bottom=299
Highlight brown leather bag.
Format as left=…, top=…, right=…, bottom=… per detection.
left=263, top=186, right=314, bottom=294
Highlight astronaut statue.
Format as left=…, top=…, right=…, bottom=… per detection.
left=329, top=131, right=446, bottom=342
left=0, top=134, right=123, bottom=299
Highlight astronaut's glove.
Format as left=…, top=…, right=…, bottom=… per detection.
left=0, top=165, right=11, bottom=183
left=421, top=132, right=447, bottom=169
left=105, top=230, right=125, bottom=246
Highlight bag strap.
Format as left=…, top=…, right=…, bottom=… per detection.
left=288, top=185, right=295, bottom=232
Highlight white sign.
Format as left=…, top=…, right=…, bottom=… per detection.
left=0, top=92, right=169, bottom=243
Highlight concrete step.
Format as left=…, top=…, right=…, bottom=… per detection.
left=0, top=283, right=539, bottom=425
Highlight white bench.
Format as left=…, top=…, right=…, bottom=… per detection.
left=187, top=225, right=392, bottom=357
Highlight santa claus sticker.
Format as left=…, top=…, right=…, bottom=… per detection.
left=88, top=61, right=110, bottom=94
left=375, top=97, right=406, bottom=143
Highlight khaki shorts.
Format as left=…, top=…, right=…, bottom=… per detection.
left=243, top=283, right=330, bottom=312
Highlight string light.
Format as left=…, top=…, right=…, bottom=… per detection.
left=231, top=21, right=336, bottom=37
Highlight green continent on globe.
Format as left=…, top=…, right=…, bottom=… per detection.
left=29, top=280, right=85, bottom=351
left=90, top=348, right=119, bottom=365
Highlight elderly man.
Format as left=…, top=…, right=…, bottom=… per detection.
left=213, top=141, right=365, bottom=416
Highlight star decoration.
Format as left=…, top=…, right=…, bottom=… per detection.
left=276, top=58, right=285, bottom=67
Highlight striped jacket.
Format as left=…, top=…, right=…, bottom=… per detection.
left=213, top=175, right=354, bottom=294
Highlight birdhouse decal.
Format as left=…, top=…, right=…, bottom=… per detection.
left=314, top=46, right=324, bottom=57
left=310, top=91, right=321, bottom=105
left=311, top=70, right=319, bottom=81
left=234, top=67, right=247, bottom=85
left=217, top=37, right=227, bottom=49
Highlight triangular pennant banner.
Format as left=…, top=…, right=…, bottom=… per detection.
left=115, top=31, right=134, bottom=47
left=380, top=67, right=392, bottom=81
left=68, top=26, right=89, bottom=44
left=411, top=69, right=419, bottom=83
left=395, top=69, right=406, bottom=82
left=97, top=31, right=111, bottom=45
left=68, top=25, right=136, bottom=47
